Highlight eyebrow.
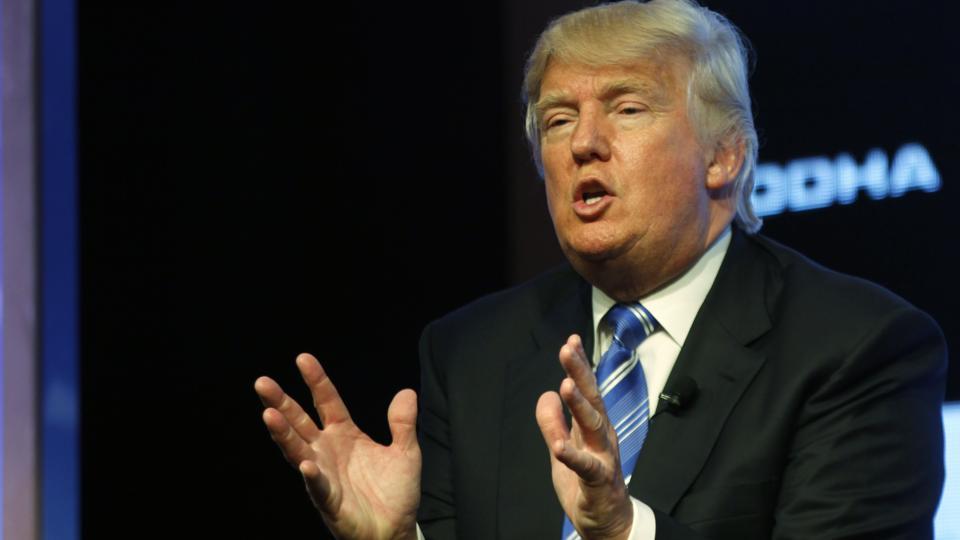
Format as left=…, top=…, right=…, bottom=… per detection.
left=534, top=77, right=668, bottom=120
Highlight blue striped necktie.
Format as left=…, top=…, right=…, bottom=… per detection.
left=561, top=303, right=658, bottom=540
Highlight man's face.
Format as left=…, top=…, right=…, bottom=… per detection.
left=537, top=58, right=730, bottom=297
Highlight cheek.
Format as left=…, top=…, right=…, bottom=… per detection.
left=542, top=175, right=564, bottom=219
left=620, top=145, right=705, bottom=217
left=541, top=156, right=568, bottom=210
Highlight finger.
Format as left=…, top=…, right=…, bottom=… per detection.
left=539, top=392, right=610, bottom=488
left=254, top=376, right=321, bottom=440
left=554, top=440, right=608, bottom=486
left=296, top=353, right=353, bottom=427
left=536, top=391, right=571, bottom=457
left=559, top=377, right=609, bottom=450
left=559, top=335, right=605, bottom=412
left=261, top=407, right=315, bottom=466
left=300, top=460, right=338, bottom=515
left=388, top=389, right=419, bottom=453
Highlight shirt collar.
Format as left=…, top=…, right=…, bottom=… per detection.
left=591, top=226, right=732, bottom=348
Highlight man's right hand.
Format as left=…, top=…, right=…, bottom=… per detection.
left=255, top=353, right=421, bottom=540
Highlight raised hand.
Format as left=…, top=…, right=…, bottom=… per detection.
left=535, top=335, right=633, bottom=540
left=255, top=353, right=420, bottom=540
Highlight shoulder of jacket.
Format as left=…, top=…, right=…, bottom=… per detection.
left=426, top=262, right=583, bottom=334
left=743, top=231, right=935, bottom=334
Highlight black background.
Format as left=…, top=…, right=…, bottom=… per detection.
left=77, top=1, right=958, bottom=537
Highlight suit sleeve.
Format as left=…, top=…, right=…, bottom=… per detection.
left=417, top=321, right=458, bottom=540
left=769, top=306, right=947, bottom=539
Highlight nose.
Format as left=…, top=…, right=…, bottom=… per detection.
left=570, top=105, right=611, bottom=164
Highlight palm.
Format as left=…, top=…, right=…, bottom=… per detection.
left=309, top=419, right=420, bottom=538
left=256, top=353, right=420, bottom=540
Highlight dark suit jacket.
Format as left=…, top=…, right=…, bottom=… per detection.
left=417, top=229, right=946, bottom=539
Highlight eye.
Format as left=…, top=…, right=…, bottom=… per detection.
left=544, top=115, right=573, bottom=130
left=618, top=105, right=646, bottom=115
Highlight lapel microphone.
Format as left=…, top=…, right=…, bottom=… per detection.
left=656, top=375, right=699, bottom=416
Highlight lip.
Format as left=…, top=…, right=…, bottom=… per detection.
left=572, top=177, right=615, bottom=220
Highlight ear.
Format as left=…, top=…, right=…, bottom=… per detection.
left=705, top=136, right=746, bottom=191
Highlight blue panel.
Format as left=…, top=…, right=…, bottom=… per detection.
left=40, top=0, right=78, bottom=535
left=936, top=403, right=960, bottom=539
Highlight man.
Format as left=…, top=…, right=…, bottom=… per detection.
left=255, top=1, right=947, bottom=538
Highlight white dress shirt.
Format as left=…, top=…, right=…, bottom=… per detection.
left=593, top=227, right=731, bottom=540
left=417, top=228, right=731, bottom=540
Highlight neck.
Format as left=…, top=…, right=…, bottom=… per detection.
left=577, top=220, right=733, bottom=302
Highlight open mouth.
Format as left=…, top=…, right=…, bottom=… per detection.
left=582, top=190, right=608, bottom=205
left=573, top=179, right=614, bottom=217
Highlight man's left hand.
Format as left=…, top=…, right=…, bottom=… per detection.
left=536, top=334, right=634, bottom=540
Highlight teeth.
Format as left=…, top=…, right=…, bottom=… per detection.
left=585, top=195, right=602, bottom=205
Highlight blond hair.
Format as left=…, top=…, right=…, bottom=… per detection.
left=523, top=0, right=761, bottom=233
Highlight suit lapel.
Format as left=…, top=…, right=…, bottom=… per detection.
left=497, top=269, right=593, bottom=539
left=629, top=230, right=775, bottom=514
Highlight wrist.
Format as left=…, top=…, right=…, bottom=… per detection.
left=582, top=496, right=634, bottom=540
left=389, top=517, right=419, bottom=540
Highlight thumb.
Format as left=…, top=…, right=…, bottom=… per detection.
left=388, top=388, right=419, bottom=452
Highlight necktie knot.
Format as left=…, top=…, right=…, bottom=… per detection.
left=602, top=303, right=657, bottom=351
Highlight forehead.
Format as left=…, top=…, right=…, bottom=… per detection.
left=537, top=58, right=688, bottom=108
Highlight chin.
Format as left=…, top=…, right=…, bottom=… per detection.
left=563, top=241, right=618, bottom=263
left=560, top=230, right=634, bottom=263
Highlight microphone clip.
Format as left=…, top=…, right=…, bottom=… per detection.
left=656, top=375, right=699, bottom=416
